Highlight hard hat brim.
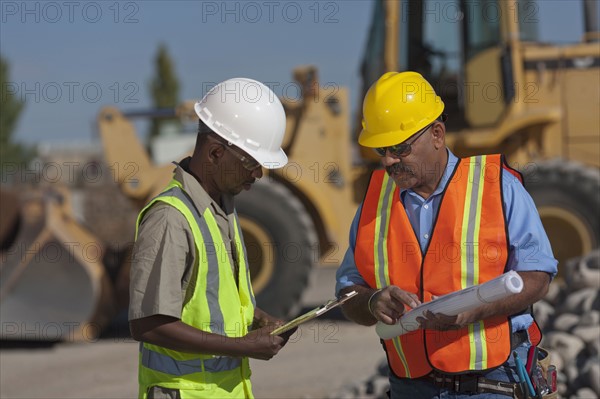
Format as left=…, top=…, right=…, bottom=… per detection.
left=358, top=124, right=425, bottom=148
left=251, top=148, right=288, bottom=169
left=359, top=106, right=444, bottom=148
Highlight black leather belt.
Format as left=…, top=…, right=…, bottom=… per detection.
left=423, top=372, right=523, bottom=397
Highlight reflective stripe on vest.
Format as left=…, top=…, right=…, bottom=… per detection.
left=155, top=186, right=227, bottom=335
left=140, top=343, right=242, bottom=375
left=355, top=155, right=514, bottom=378
left=233, top=209, right=256, bottom=309
left=374, top=173, right=396, bottom=289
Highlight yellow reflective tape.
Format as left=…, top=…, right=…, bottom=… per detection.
left=473, top=155, right=486, bottom=292
left=392, top=336, right=411, bottom=378
left=468, top=320, right=488, bottom=370
left=374, top=173, right=395, bottom=288
left=382, top=176, right=395, bottom=287
left=177, top=201, right=211, bottom=332
left=375, top=174, right=409, bottom=375
left=478, top=320, right=488, bottom=369
left=461, top=160, right=476, bottom=289
left=465, top=156, right=488, bottom=369
left=473, top=156, right=487, bottom=369
left=373, top=174, right=386, bottom=289
left=469, top=323, right=476, bottom=367
left=462, top=161, right=476, bottom=367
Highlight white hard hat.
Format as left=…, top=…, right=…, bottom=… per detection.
left=194, top=78, right=288, bottom=169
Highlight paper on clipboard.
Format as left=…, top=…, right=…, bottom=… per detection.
left=270, top=290, right=358, bottom=335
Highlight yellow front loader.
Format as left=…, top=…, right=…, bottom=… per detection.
left=1, top=0, right=598, bottom=340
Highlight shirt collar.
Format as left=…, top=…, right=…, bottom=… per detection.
left=172, top=157, right=233, bottom=217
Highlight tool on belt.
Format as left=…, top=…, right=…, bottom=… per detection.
left=422, top=341, right=558, bottom=398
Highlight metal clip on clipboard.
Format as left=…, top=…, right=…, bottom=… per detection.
left=270, top=290, right=358, bottom=335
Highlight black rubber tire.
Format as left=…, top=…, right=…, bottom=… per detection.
left=236, top=180, right=317, bottom=318
left=0, top=189, right=20, bottom=251
left=522, top=160, right=600, bottom=268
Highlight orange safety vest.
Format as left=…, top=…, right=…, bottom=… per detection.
left=355, top=154, right=539, bottom=378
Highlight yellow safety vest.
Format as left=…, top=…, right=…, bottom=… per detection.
left=135, top=179, right=256, bottom=399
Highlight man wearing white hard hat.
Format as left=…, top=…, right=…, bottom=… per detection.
left=129, top=78, right=291, bottom=399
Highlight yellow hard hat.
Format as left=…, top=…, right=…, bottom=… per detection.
left=358, top=71, right=445, bottom=148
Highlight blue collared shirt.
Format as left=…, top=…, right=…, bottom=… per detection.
left=335, top=150, right=557, bottom=331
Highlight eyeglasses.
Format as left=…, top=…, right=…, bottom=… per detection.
left=220, top=143, right=261, bottom=171
left=206, top=133, right=261, bottom=171
left=374, top=123, right=434, bottom=157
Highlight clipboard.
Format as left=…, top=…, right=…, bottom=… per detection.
left=270, top=290, right=357, bottom=335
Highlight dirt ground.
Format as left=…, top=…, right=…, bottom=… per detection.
left=0, top=268, right=386, bottom=399
left=0, top=320, right=383, bottom=399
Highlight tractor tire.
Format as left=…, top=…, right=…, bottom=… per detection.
left=236, top=180, right=317, bottom=318
left=0, top=189, right=20, bottom=251
left=522, top=160, right=600, bottom=269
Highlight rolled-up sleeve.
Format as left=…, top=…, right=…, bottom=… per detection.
left=503, top=171, right=558, bottom=276
left=128, top=204, right=193, bottom=321
left=503, top=171, right=558, bottom=330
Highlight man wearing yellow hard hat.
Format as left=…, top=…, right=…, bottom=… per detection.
left=336, top=72, right=557, bottom=398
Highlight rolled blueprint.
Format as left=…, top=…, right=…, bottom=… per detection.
left=376, top=271, right=523, bottom=339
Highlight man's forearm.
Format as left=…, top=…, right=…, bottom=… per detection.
left=343, top=271, right=551, bottom=330
left=131, top=315, right=244, bottom=356
left=339, top=285, right=378, bottom=326
left=456, top=271, right=551, bottom=326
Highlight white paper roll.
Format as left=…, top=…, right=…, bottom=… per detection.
left=376, top=271, right=523, bottom=339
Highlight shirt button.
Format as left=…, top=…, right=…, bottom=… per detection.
left=424, top=234, right=429, bottom=239
left=424, top=204, right=429, bottom=209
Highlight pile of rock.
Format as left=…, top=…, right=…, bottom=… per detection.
left=534, top=250, right=599, bottom=398
left=330, top=250, right=600, bottom=399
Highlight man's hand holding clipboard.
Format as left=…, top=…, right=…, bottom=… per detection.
left=270, top=291, right=358, bottom=336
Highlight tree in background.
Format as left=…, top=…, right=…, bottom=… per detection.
left=148, top=44, right=180, bottom=143
left=0, top=55, right=32, bottom=182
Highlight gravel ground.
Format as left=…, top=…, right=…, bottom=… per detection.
left=0, top=320, right=383, bottom=399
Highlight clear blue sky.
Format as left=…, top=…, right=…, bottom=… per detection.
left=1, top=0, right=590, bottom=145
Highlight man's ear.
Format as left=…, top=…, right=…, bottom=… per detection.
left=431, top=122, right=446, bottom=150
left=207, top=142, right=225, bottom=165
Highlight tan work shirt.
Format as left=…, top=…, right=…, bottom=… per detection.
left=128, top=157, right=238, bottom=322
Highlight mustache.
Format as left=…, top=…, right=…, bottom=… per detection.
left=386, top=162, right=413, bottom=176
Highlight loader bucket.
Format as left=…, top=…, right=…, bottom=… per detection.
left=0, top=188, right=116, bottom=341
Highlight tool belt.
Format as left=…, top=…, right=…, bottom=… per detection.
left=423, top=372, right=525, bottom=398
